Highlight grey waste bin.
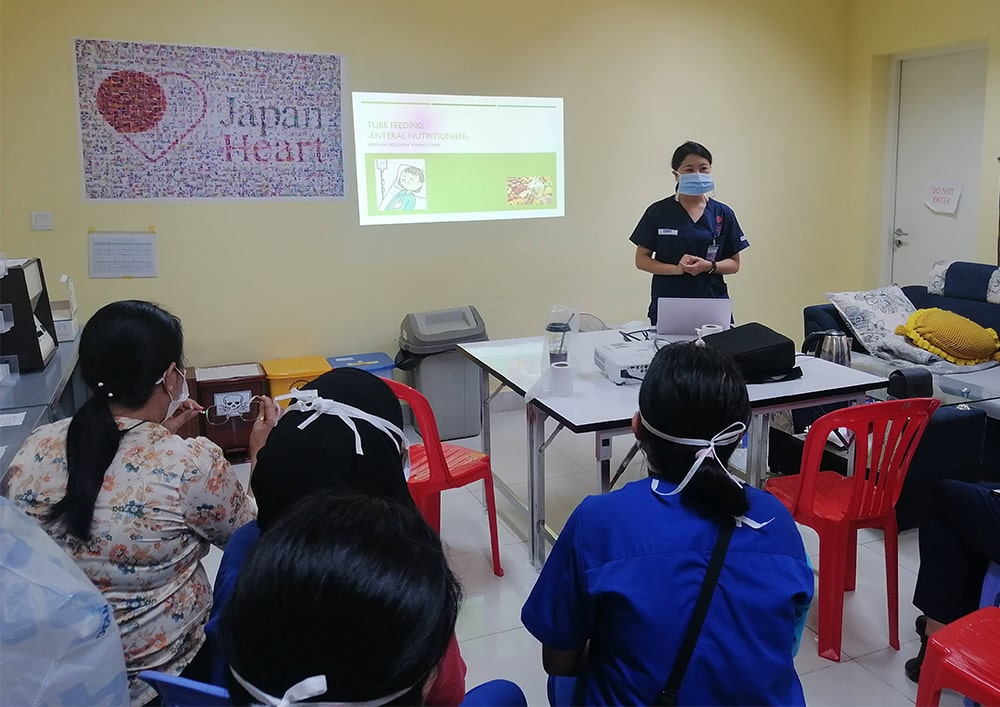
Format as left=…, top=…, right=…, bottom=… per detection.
left=397, top=306, right=487, bottom=440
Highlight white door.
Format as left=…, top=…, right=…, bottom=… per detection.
left=889, top=48, right=987, bottom=285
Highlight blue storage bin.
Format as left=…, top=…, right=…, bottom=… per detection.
left=327, top=352, right=395, bottom=378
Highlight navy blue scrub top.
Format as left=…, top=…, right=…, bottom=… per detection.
left=629, top=196, right=749, bottom=323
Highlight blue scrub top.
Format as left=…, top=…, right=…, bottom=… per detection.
left=204, top=520, right=260, bottom=687
left=521, top=478, right=812, bottom=706
left=629, top=196, right=750, bottom=322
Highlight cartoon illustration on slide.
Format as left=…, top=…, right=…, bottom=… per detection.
left=377, top=160, right=427, bottom=211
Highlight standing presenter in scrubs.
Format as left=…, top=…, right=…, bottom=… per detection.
left=630, top=141, right=749, bottom=325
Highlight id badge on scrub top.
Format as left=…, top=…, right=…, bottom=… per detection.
left=706, top=243, right=719, bottom=262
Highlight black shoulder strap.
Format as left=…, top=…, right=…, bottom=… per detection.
left=654, top=520, right=736, bottom=707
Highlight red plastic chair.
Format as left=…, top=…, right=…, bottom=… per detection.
left=385, top=378, right=503, bottom=577
left=916, top=606, right=1000, bottom=706
left=764, top=397, right=939, bottom=661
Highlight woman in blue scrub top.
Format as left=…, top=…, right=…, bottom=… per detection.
left=521, top=342, right=813, bottom=706
left=630, top=141, right=749, bottom=324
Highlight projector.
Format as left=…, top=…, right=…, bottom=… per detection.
left=594, top=340, right=658, bottom=385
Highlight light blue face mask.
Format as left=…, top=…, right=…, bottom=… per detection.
left=676, top=171, right=715, bottom=196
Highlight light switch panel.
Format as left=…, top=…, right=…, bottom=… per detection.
left=30, top=212, right=54, bottom=231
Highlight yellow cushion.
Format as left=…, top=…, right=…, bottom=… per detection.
left=895, top=308, right=1000, bottom=365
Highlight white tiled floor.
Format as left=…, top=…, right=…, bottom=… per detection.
left=205, top=405, right=968, bottom=706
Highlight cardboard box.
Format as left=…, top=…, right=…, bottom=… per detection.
left=50, top=274, right=79, bottom=342
left=51, top=305, right=79, bottom=342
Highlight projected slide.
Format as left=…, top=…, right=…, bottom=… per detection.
left=353, top=92, right=564, bottom=226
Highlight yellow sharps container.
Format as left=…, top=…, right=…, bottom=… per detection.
left=261, top=356, right=333, bottom=407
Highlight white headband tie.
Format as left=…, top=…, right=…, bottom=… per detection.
left=230, top=668, right=411, bottom=707
left=640, top=415, right=773, bottom=529
left=274, top=389, right=408, bottom=458
left=640, top=415, right=746, bottom=495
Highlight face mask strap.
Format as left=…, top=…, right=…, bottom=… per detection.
left=640, top=415, right=746, bottom=495
left=154, top=365, right=189, bottom=422
left=154, top=363, right=185, bottom=385
left=229, top=668, right=413, bottom=707
left=273, top=390, right=409, bottom=459
left=643, top=416, right=776, bottom=528
left=230, top=669, right=327, bottom=706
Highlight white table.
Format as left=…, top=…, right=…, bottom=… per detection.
left=459, top=330, right=889, bottom=566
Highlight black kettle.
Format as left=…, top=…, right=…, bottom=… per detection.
left=802, top=329, right=852, bottom=367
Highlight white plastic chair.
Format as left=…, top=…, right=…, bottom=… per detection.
left=577, top=312, right=610, bottom=333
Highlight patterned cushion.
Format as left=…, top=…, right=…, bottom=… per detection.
left=895, top=308, right=1000, bottom=365
left=927, top=260, right=1000, bottom=303
left=825, top=285, right=916, bottom=353
left=927, top=260, right=951, bottom=296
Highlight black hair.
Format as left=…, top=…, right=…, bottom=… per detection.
left=637, top=342, right=751, bottom=517
left=221, top=492, right=461, bottom=706
left=49, top=300, right=183, bottom=540
left=670, top=141, right=713, bottom=171
left=251, top=368, right=415, bottom=532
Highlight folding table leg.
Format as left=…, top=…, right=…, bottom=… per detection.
left=527, top=403, right=548, bottom=567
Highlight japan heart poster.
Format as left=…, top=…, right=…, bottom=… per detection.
left=75, top=39, right=344, bottom=200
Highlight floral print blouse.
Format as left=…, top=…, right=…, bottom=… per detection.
left=5, top=416, right=255, bottom=706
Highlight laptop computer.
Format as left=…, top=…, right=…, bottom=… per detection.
left=655, top=297, right=732, bottom=336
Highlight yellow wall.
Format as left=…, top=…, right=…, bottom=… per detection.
left=4, top=0, right=853, bottom=365
left=845, top=0, right=1000, bottom=288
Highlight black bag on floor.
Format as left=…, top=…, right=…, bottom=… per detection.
left=702, top=322, right=801, bottom=383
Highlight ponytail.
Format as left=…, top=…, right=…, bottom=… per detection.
left=47, top=300, right=183, bottom=541
left=644, top=445, right=750, bottom=518
left=50, top=396, right=125, bottom=539
left=687, top=459, right=748, bottom=518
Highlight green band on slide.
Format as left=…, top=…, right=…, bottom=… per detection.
left=366, top=153, right=558, bottom=216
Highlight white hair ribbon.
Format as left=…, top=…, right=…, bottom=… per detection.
left=642, top=416, right=773, bottom=529
left=229, top=668, right=411, bottom=707
left=274, top=390, right=408, bottom=457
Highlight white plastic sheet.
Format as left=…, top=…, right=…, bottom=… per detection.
left=0, top=498, right=129, bottom=706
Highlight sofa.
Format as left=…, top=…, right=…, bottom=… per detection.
left=799, top=261, right=1000, bottom=529
left=804, top=261, right=1000, bottom=350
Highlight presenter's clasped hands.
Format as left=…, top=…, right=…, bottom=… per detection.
left=679, top=254, right=718, bottom=276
